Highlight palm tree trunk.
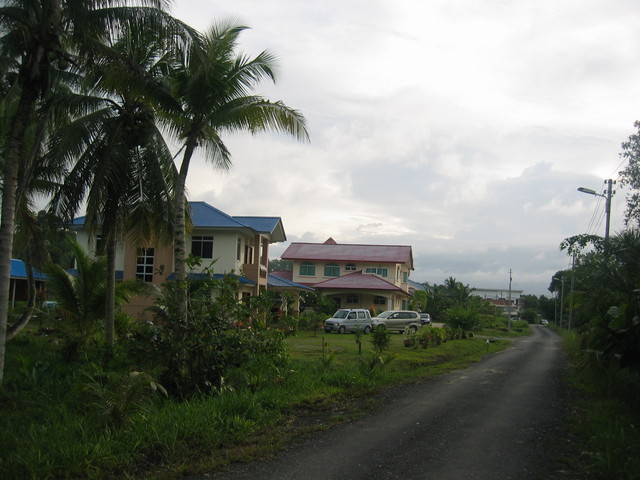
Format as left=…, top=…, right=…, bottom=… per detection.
left=0, top=88, right=37, bottom=386
left=172, top=142, right=196, bottom=323
left=7, top=253, right=37, bottom=341
left=105, top=235, right=116, bottom=349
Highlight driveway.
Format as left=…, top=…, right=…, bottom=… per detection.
left=207, top=326, right=572, bottom=480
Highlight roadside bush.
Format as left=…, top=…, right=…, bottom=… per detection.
left=415, top=326, right=433, bottom=348
left=446, top=306, right=481, bottom=331
left=478, top=314, right=503, bottom=329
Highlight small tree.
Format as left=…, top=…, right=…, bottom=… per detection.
left=370, top=326, right=392, bottom=353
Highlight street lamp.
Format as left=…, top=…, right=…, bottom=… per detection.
left=553, top=275, right=564, bottom=327
left=577, top=179, right=614, bottom=246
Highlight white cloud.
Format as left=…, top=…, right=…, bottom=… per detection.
left=172, top=0, right=639, bottom=295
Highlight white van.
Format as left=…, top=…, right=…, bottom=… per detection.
left=324, top=309, right=373, bottom=334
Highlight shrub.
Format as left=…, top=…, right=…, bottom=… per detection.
left=370, top=326, right=392, bottom=353
left=415, top=326, right=433, bottom=348
left=446, top=306, right=481, bottom=331
left=125, top=274, right=288, bottom=398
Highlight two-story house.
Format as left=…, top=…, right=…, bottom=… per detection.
left=72, top=201, right=287, bottom=320
left=281, top=238, right=414, bottom=311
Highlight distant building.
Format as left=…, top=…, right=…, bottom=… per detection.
left=281, top=237, right=414, bottom=311
left=471, top=287, right=523, bottom=317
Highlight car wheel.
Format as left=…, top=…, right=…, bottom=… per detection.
left=410, top=325, right=418, bottom=333
left=338, top=326, right=346, bottom=334
left=363, top=325, right=371, bottom=334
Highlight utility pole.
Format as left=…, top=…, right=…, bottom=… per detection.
left=604, top=179, right=613, bottom=246
left=569, top=254, right=575, bottom=331
left=559, top=276, right=565, bottom=328
left=508, top=268, right=512, bottom=334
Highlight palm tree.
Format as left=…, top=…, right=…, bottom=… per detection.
left=0, top=0, right=189, bottom=384
left=49, top=19, right=193, bottom=349
left=44, top=239, right=147, bottom=352
left=165, top=21, right=309, bottom=321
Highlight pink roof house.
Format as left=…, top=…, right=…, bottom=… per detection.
left=281, top=238, right=414, bottom=311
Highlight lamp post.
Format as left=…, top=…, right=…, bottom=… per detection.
left=553, top=275, right=564, bottom=327
left=577, top=179, right=614, bottom=247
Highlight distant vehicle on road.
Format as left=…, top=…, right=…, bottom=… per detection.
left=419, top=313, right=432, bottom=325
left=540, top=319, right=549, bottom=325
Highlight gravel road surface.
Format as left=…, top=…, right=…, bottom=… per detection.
left=206, top=325, right=570, bottom=480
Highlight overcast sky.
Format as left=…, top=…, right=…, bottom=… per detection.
left=170, top=0, right=640, bottom=296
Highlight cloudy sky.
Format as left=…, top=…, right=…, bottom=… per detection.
left=170, top=0, right=640, bottom=296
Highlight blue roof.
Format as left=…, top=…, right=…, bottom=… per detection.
left=189, top=202, right=249, bottom=229
left=267, top=273, right=314, bottom=291
left=11, top=259, right=46, bottom=280
left=234, top=216, right=281, bottom=234
left=73, top=202, right=285, bottom=239
left=408, top=279, right=427, bottom=291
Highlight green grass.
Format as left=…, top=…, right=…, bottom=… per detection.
left=0, top=328, right=512, bottom=479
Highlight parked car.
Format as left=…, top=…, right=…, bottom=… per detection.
left=324, top=308, right=373, bottom=334
left=540, top=319, right=549, bottom=326
left=371, top=310, right=423, bottom=333
left=419, top=313, right=431, bottom=325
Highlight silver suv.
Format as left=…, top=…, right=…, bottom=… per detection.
left=324, top=308, right=373, bottom=334
left=371, top=310, right=423, bottom=333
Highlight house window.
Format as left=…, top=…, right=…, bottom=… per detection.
left=237, top=237, right=242, bottom=261
left=373, top=296, right=386, bottom=306
left=191, top=236, right=213, bottom=259
left=95, top=235, right=104, bottom=254
left=403, top=272, right=408, bottom=282
left=324, top=263, right=340, bottom=277
left=136, top=248, right=154, bottom=283
left=345, top=263, right=356, bottom=272
left=365, top=267, right=388, bottom=277
left=300, top=262, right=315, bottom=276
left=346, top=295, right=359, bottom=304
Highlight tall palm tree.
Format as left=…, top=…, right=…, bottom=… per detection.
left=0, top=0, right=187, bottom=384
left=49, top=19, right=193, bottom=348
left=165, top=21, right=309, bottom=321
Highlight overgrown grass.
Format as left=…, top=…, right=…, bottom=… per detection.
left=0, top=328, right=511, bottom=479
left=561, top=331, right=640, bottom=479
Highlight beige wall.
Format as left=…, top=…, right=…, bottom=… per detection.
left=74, top=226, right=276, bottom=320
left=290, top=260, right=411, bottom=291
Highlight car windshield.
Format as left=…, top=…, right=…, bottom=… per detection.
left=377, top=311, right=394, bottom=318
left=332, top=309, right=350, bottom=319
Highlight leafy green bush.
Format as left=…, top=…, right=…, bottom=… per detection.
left=370, top=325, right=392, bottom=353
left=126, top=274, right=288, bottom=398
left=446, top=306, right=481, bottom=331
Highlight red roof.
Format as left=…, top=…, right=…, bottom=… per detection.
left=313, top=271, right=408, bottom=293
left=282, top=240, right=413, bottom=268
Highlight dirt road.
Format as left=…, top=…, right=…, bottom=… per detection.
left=208, top=326, right=571, bottom=480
